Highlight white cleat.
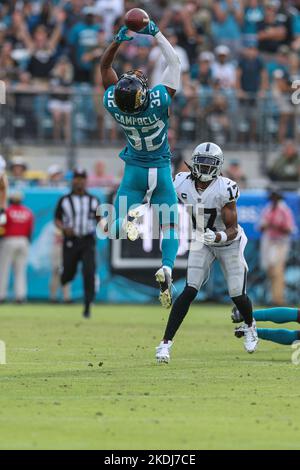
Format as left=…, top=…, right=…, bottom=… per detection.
left=155, top=267, right=172, bottom=309
left=124, top=210, right=140, bottom=241
left=156, top=340, right=173, bottom=363
left=235, top=320, right=258, bottom=354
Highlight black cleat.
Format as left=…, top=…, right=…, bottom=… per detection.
left=83, top=303, right=91, bottom=319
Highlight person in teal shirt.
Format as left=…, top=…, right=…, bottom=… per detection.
left=100, top=20, right=181, bottom=309
left=68, top=9, right=102, bottom=82
left=233, top=306, right=300, bottom=345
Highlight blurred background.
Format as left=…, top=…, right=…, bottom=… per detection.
left=0, top=0, right=299, bottom=306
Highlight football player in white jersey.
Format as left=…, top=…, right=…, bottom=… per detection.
left=156, top=142, right=258, bottom=362
left=0, top=155, right=8, bottom=225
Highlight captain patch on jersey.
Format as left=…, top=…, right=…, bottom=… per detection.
left=174, top=172, right=242, bottom=246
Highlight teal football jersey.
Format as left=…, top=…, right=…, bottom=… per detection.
left=103, top=84, right=172, bottom=168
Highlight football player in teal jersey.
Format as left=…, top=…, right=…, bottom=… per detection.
left=100, top=20, right=181, bottom=308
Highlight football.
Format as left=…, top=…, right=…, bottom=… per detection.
left=124, top=8, right=150, bottom=32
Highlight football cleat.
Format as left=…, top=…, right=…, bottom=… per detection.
left=231, top=306, right=244, bottom=323
left=156, top=340, right=173, bottom=364
left=155, top=267, right=172, bottom=309
left=124, top=210, right=140, bottom=241
left=235, top=320, right=258, bottom=354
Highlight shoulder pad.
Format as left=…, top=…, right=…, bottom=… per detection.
left=174, top=172, right=190, bottom=189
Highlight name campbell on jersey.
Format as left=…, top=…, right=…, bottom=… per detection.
left=174, top=172, right=243, bottom=245
left=103, top=84, right=172, bottom=168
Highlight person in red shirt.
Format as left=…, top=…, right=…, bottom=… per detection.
left=0, top=192, right=34, bottom=303
left=260, top=188, right=295, bottom=306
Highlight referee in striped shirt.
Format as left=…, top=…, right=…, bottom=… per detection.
left=55, top=168, right=100, bottom=318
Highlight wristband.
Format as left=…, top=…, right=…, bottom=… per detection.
left=219, top=231, right=228, bottom=243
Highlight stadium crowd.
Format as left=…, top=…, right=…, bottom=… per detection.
left=0, top=0, right=300, bottom=154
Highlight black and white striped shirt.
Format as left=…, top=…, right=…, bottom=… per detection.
left=55, top=192, right=100, bottom=237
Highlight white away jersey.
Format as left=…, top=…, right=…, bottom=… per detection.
left=174, top=172, right=242, bottom=245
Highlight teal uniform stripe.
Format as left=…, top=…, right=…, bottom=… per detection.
left=257, top=328, right=300, bottom=345
left=254, top=308, right=299, bottom=324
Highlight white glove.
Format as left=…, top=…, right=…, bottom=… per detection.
left=203, top=228, right=217, bottom=245
left=0, top=210, right=7, bottom=226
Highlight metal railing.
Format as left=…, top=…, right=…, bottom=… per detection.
left=0, top=86, right=299, bottom=175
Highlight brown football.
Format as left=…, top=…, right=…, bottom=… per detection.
left=124, top=8, right=150, bottom=32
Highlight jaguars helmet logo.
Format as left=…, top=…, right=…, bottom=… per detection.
left=135, top=88, right=146, bottom=110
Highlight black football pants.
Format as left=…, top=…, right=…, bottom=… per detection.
left=61, top=235, right=96, bottom=305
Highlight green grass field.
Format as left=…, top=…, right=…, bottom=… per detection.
left=0, top=303, right=299, bottom=450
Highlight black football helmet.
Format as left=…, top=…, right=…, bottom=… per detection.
left=114, top=70, right=149, bottom=114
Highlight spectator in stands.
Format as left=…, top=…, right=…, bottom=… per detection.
left=175, top=76, right=199, bottom=142
left=0, top=41, right=18, bottom=83
left=267, top=44, right=292, bottom=81
left=0, top=191, right=34, bottom=304
left=10, top=157, right=28, bottom=183
left=144, top=0, right=169, bottom=24
left=271, top=69, right=294, bottom=143
left=94, top=0, right=124, bottom=40
left=237, top=39, right=268, bottom=97
left=68, top=6, right=103, bottom=83
left=190, top=51, right=214, bottom=87
left=291, top=0, right=300, bottom=51
left=49, top=55, right=74, bottom=142
left=64, top=0, right=86, bottom=32
left=0, top=23, right=7, bottom=49
left=211, top=0, right=244, bottom=54
left=81, top=29, right=108, bottom=76
left=260, top=188, right=295, bottom=306
left=236, top=39, right=268, bottom=141
left=224, top=159, right=247, bottom=188
left=204, top=81, right=230, bottom=145
left=257, top=0, right=287, bottom=55
left=268, top=140, right=300, bottom=187
left=211, top=45, right=236, bottom=89
left=242, top=0, right=264, bottom=38
left=88, top=161, right=117, bottom=188
left=17, top=8, right=66, bottom=83
left=129, top=36, right=152, bottom=76
left=277, top=0, right=295, bottom=48
left=159, top=3, right=204, bottom=64
left=47, top=165, right=65, bottom=187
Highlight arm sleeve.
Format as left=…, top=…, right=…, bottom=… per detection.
left=155, top=31, right=181, bottom=91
